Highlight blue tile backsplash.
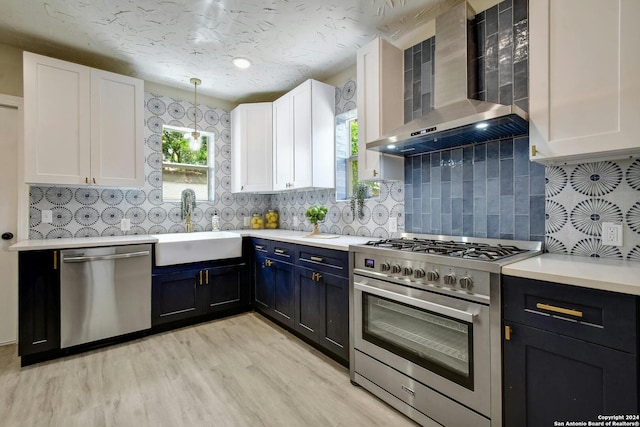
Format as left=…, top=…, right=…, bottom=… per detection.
left=403, top=0, right=543, bottom=241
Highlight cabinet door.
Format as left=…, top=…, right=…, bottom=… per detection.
left=272, top=260, right=295, bottom=327
left=18, top=250, right=60, bottom=356
left=321, top=272, right=349, bottom=361
left=529, top=0, right=640, bottom=163
left=253, top=252, right=273, bottom=311
left=203, top=264, right=249, bottom=313
left=308, top=80, right=336, bottom=189
left=356, top=38, right=404, bottom=182
left=503, top=322, right=638, bottom=427
left=294, top=267, right=323, bottom=342
left=23, top=52, right=91, bottom=185
left=90, top=69, right=144, bottom=187
left=290, top=81, right=313, bottom=189
left=272, top=93, right=293, bottom=191
left=231, top=103, right=273, bottom=192
left=152, top=269, right=199, bottom=326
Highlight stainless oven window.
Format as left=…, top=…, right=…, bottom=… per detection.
left=362, top=292, right=474, bottom=389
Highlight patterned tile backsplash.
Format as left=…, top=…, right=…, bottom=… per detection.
left=545, top=159, right=640, bottom=261
left=29, top=78, right=404, bottom=239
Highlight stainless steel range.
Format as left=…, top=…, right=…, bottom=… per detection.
left=349, top=234, right=542, bottom=427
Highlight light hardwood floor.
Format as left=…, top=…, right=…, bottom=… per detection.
left=0, top=313, right=418, bottom=427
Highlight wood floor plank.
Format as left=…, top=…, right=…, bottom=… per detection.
left=0, top=313, right=417, bottom=427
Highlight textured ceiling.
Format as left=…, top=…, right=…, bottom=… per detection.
left=0, top=0, right=493, bottom=103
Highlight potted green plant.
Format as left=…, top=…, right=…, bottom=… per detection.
left=350, top=183, right=369, bottom=219
left=304, top=205, right=328, bottom=235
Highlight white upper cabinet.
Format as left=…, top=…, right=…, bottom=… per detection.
left=273, top=79, right=335, bottom=191
left=529, top=0, right=640, bottom=164
left=356, top=38, right=404, bottom=181
left=23, top=52, right=144, bottom=187
left=231, top=102, right=273, bottom=193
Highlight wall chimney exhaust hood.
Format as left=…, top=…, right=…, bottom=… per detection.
left=367, top=2, right=528, bottom=157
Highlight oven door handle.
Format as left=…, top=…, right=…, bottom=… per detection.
left=354, top=282, right=475, bottom=323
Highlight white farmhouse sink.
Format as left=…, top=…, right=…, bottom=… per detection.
left=154, top=231, right=242, bottom=266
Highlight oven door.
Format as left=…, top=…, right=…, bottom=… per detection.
left=353, top=274, right=491, bottom=416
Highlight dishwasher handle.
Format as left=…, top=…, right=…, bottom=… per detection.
left=63, top=250, right=150, bottom=263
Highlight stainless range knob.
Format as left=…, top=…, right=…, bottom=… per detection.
left=380, top=262, right=391, bottom=272
left=426, top=271, right=439, bottom=282
left=403, top=267, right=413, bottom=276
left=459, top=276, right=474, bottom=290
left=414, top=268, right=426, bottom=279
left=443, top=273, right=457, bottom=286
left=391, top=264, right=402, bottom=274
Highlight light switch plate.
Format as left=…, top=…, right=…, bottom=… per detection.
left=602, top=222, right=623, bottom=246
left=120, top=218, right=131, bottom=232
left=42, top=209, right=53, bottom=223
left=388, top=217, right=398, bottom=233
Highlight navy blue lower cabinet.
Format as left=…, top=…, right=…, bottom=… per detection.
left=152, top=268, right=200, bottom=325
left=503, top=322, right=638, bottom=426
left=503, top=276, right=638, bottom=427
left=152, top=260, right=249, bottom=326
left=272, top=260, right=295, bottom=328
left=294, top=266, right=349, bottom=361
left=203, top=264, right=249, bottom=313
left=252, top=254, right=295, bottom=327
left=253, top=252, right=273, bottom=311
left=18, top=250, right=61, bottom=356
left=294, top=267, right=323, bottom=342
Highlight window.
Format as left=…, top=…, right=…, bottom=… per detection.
left=161, top=125, right=214, bottom=201
left=335, top=109, right=379, bottom=201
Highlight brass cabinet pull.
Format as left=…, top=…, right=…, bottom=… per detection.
left=505, top=325, right=512, bottom=341
left=205, top=270, right=209, bottom=285
left=531, top=145, right=537, bottom=157
left=310, top=256, right=324, bottom=262
left=274, top=248, right=285, bottom=254
left=536, top=303, right=583, bottom=318
left=312, top=272, right=322, bottom=282
left=199, top=270, right=203, bottom=285
left=373, top=169, right=378, bottom=177
left=255, top=245, right=265, bottom=250
left=85, top=177, right=89, bottom=184
left=265, top=259, right=273, bottom=267
left=53, top=251, right=58, bottom=270
left=92, top=177, right=96, bottom=184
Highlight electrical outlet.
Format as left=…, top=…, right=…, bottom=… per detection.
left=42, top=209, right=53, bottom=223
left=388, top=217, right=398, bottom=233
left=243, top=216, right=251, bottom=227
left=293, top=216, right=299, bottom=227
left=120, top=218, right=131, bottom=232
left=602, top=222, right=623, bottom=246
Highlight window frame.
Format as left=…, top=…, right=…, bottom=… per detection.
left=161, top=125, right=215, bottom=202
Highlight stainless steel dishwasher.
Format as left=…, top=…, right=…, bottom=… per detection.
left=60, top=244, right=151, bottom=348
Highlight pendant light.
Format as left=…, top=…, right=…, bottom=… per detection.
left=189, top=77, right=202, bottom=151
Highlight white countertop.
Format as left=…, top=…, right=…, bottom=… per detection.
left=9, top=229, right=373, bottom=252
left=9, top=235, right=159, bottom=251
left=229, top=229, right=373, bottom=251
left=502, top=253, right=640, bottom=296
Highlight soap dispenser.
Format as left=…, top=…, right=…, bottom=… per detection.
left=211, top=210, right=220, bottom=231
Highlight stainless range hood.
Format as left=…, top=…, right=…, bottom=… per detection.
left=367, top=2, right=528, bottom=157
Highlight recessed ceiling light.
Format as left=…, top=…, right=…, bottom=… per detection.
left=387, top=144, right=396, bottom=149
left=232, top=57, right=251, bottom=69
left=476, top=122, right=489, bottom=129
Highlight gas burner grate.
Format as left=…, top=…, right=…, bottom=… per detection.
left=364, top=239, right=527, bottom=261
